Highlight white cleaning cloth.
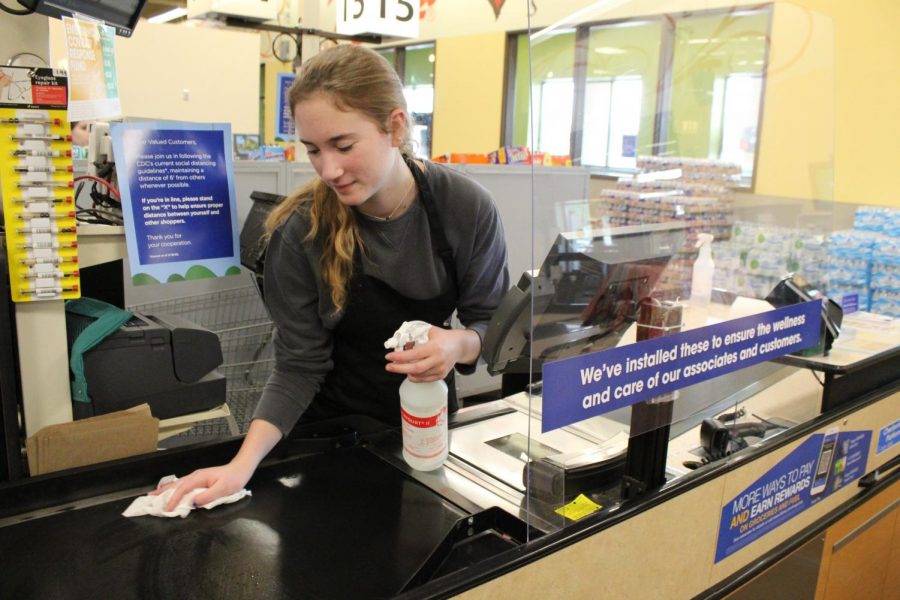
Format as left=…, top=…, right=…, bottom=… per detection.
left=384, top=320, right=431, bottom=350
left=122, top=475, right=251, bottom=518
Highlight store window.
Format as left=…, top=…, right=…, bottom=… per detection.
left=505, top=7, right=770, bottom=184
left=582, top=77, right=644, bottom=169
left=717, top=74, right=763, bottom=175
left=665, top=11, right=769, bottom=178
left=581, top=20, right=661, bottom=171
left=377, top=43, right=436, bottom=159
left=535, top=78, right=574, bottom=155
left=376, top=47, right=397, bottom=69
left=510, top=30, right=576, bottom=156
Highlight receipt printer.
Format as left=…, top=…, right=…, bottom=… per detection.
left=68, top=312, right=226, bottom=420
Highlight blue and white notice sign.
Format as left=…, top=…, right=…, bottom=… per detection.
left=541, top=301, right=822, bottom=432
left=111, top=121, right=241, bottom=285
left=276, top=72, right=296, bottom=140
left=715, top=428, right=871, bottom=562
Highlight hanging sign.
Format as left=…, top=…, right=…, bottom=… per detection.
left=110, top=121, right=241, bottom=286
left=62, top=17, right=121, bottom=121
left=336, top=0, right=419, bottom=38
left=275, top=72, right=296, bottom=140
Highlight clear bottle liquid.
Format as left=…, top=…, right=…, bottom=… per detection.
left=691, top=233, right=715, bottom=308
left=399, top=378, right=448, bottom=471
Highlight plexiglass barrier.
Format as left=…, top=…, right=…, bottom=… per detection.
left=509, top=0, right=841, bottom=536
left=31, top=0, right=894, bottom=554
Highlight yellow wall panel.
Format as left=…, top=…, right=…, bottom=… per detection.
left=432, top=32, right=506, bottom=157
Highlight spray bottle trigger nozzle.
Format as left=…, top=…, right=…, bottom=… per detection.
left=695, top=232, right=715, bottom=249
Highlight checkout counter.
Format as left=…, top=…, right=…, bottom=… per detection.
left=0, top=222, right=898, bottom=599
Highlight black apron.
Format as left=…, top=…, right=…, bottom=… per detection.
left=302, top=159, right=459, bottom=426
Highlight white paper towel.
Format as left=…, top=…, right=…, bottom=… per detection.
left=122, top=475, right=251, bottom=518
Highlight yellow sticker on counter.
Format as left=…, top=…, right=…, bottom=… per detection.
left=554, top=493, right=602, bottom=521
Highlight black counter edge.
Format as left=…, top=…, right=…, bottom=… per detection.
left=693, top=465, right=900, bottom=600
left=0, top=414, right=394, bottom=520
left=395, top=379, right=900, bottom=600
left=0, top=436, right=245, bottom=519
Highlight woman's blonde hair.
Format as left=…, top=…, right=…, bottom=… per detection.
left=265, top=45, right=413, bottom=312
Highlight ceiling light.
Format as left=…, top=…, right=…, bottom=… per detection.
left=148, top=8, right=187, bottom=24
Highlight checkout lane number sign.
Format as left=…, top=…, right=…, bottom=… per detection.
left=336, top=0, right=419, bottom=38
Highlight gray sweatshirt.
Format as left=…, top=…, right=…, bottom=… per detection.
left=254, top=161, right=510, bottom=435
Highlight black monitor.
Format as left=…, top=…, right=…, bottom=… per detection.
left=29, top=0, right=148, bottom=37
left=240, top=191, right=285, bottom=274
left=483, top=222, right=688, bottom=377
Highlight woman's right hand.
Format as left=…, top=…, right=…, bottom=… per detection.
left=152, top=418, right=284, bottom=512
left=154, top=462, right=256, bottom=512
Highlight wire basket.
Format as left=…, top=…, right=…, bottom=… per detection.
left=217, top=322, right=275, bottom=367
left=129, top=284, right=275, bottom=436
left=129, top=285, right=271, bottom=331
left=220, top=359, right=276, bottom=392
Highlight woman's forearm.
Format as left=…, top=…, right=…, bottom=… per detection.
left=230, top=418, right=283, bottom=473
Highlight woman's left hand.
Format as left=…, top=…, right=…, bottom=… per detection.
left=385, top=326, right=480, bottom=383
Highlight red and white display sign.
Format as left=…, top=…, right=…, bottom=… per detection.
left=336, top=0, right=419, bottom=38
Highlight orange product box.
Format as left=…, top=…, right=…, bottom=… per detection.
left=449, top=153, right=490, bottom=164
left=499, top=146, right=532, bottom=164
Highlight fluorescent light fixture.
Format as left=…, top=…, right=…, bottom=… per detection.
left=531, top=0, right=630, bottom=42
left=594, top=46, right=626, bottom=55
left=148, top=7, right=187, bottom=24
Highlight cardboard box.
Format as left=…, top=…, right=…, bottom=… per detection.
left=26, top=404, right=159, bottom=475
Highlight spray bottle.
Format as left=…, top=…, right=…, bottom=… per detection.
left=385, top=321, right=449, bottom=471
left=691, top=233, right=715, bottom=308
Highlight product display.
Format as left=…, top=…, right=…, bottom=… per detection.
left=825, top=207, right=900, bottom=317
left=711, top=222, right=829, bottom=301
left=0, top=67, right=80, bottom=303
left=594, top=155, right=738, bottom=297
left=432, top=147, right=572, bottom=166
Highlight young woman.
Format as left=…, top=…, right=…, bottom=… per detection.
left=160, top=44, right=509, bottom=510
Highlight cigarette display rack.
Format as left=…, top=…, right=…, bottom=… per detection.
left=0, top=67, right=80, bottom=302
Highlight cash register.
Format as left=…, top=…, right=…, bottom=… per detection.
left=66, top=309, right=225, bottom=420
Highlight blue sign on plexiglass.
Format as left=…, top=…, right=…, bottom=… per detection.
left=541, top=300, right=822, bottom=432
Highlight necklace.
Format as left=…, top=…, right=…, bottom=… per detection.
left=363, top=176, right=416, bottom=221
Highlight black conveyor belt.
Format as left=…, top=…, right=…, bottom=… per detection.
left=0, top=445, right=466, bottom=599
